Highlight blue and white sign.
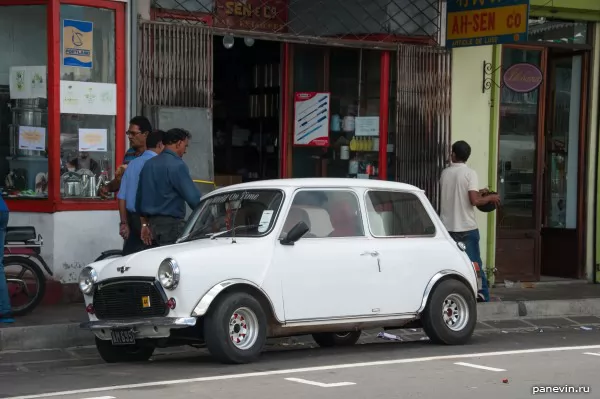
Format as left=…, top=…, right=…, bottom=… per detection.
left=63, top=19, right=94, bottom=68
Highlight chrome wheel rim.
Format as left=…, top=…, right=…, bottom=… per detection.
left=229, top=307, right=259, bottom=350
left=442, top=293, right=469, bottom=331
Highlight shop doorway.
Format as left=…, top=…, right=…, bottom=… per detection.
left=496, top=41, right=590, bottom=282
left=212, top=36, right=281, bottom=186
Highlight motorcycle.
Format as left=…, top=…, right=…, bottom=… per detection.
left=4, top=226, right=52, bottom=316
left=95, top=179, right=217, bottom=261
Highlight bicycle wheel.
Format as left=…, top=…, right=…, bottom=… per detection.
left=4, top=256, right=46, bottom=316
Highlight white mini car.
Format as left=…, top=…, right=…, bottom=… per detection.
left=79, top=178, right=480, bottom=364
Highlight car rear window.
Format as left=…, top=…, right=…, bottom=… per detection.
left=365, top=191, right=436, bottom=237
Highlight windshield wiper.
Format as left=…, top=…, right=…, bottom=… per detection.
left=176, top=228, right=211, bottom=243
left=208, top=224, right=259, bottom=240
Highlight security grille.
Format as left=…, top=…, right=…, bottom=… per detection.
left=139, top=20, right=213, bottom=107
left=151, top=0, right=445, bottom=49
left=395, top=43, right=451, bottom=212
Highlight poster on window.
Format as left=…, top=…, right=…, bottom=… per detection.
left=9, top=66, right=47, bottom=99
left=63, top=19, right=93, bottom=69
left=293, top=92, right=330, bottom=146
left=18, top=126, right=46, bottom=151
left=60, top=80, right=116, bottom=115
left=79, top=128, right=107, bottom=152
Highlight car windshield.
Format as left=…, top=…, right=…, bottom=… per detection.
left=182, top=189, right=284, bottom=241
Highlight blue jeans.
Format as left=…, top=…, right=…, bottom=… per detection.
left=449, top=229, right=490, bottom=302
left=0, top=211, right=10, bottom=315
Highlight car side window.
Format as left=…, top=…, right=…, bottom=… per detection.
left=365, top=191, right=436, bottom=237
left=280, top=190, right=364, bottom=238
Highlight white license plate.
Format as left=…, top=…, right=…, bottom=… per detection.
left=110, top=329, right=136, bottom=345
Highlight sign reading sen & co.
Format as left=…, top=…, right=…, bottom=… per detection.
left=503, top=63, right=543, bottom=93
left=214, top=0, right=288, bottom=32
left=446, top=0, right=530, bottom=48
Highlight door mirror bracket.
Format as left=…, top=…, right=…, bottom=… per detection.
left=280, top=221, right=309, bottom=246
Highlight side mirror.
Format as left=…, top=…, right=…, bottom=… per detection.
left=280, top=221, right=309, bottom=246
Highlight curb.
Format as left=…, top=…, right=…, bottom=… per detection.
left=2, top=298, right=600, bottom=352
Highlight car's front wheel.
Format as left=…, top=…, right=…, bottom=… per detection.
left=204, top=292, right=267, bottom=364
left=312, top=331, right=362, bottom=347
left=95, top=337, right=155, bottom=363
left=422, top=279, right=476, bottom=345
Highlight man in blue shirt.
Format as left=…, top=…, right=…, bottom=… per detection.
left=118, top=130, right=165, bottom=255
left=0, top=197, right=12, bottom=323
left=136, top=128, right=201, bottom=246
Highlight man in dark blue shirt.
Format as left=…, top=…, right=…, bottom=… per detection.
left=136, top=128, right=201, bottom=246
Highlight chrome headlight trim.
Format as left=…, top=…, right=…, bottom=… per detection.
left=78, top=266, right=98, bottom=295
left=158, top=258, right=180, bottom=290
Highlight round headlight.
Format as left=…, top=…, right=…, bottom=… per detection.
left=78, top=266, right=98, bottom=295
left=158, top=258, right=180, bottom=290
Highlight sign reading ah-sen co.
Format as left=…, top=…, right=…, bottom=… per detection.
left=446, top=0, right=530, bottom=48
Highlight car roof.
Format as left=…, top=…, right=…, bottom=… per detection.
left=212, top=178, right=424, bottom=193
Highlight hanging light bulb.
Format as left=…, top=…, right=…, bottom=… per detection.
left=222, top=34, right=234, bottom=49
left=244, top=37, right=255, bottom=47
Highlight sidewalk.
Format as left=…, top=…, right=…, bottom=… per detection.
left=1, top=282, right=600, bottom=352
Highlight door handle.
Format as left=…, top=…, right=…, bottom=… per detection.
left=361, top=251, right=379, bottom=257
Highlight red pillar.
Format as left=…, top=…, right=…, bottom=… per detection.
left=378, top=51, right=390, bottom=181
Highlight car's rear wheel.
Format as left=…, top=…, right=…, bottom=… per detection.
left=422, top=279, right=476, bottom=345
left=95, top=337, right=155, bottom=363
left=312, top=331, right=362, bottom=347
left=204, top=292, right=267, bottom=364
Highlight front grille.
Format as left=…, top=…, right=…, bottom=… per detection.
left=93, top=280, right=168, bottom=319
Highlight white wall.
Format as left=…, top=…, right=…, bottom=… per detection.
left=450, top=46, right=494, bottom=270
left=9, top=210, right=122, bottom=283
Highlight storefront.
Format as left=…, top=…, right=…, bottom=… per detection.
left=141, top=0, right=450, bottom=194
left=0, top=0, right=128, bottom=300
left=449, top=0, right=600, bottom=284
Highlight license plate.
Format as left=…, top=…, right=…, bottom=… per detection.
left=110, top=329, right=136, bottom=345
left=142, top=295, right=151, bottom=308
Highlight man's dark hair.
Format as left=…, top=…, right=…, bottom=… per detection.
left=129, top=116, right=152, bottom=134
left=147, top=129, right=164, bottom=149
left=162, top=128, right=192, bottom=145
left=452, top=140, right=471, bottom=162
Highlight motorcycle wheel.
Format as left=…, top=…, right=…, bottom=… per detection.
left=5, top=256, right=46, bottom=316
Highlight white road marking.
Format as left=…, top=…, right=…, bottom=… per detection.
left=583, top=352, right=600, bottom=356
left=285, top=378, right=355, bottom=388
left=6, top=344, right=600, bottom=399
left=454, top=362, right=506, bottom=372
left=81, top=397, right=115, bottom=399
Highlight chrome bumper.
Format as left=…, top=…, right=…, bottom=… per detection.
left=80, top=317, right=197, bottom=331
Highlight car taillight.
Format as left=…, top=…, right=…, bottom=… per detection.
left=86, top=304, right=95, bottom=314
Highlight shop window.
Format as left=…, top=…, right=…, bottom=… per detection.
left=291, top=47, right=383, bottom=179
left=0, top=5, right=48, bottom=200
left=365, top=191, right=436, bottom=237
left=59, top=5, right=116, bottom=200
left=280, top=190, right=364, bottom=238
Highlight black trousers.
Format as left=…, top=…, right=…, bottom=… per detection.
left=122, top=211, right=148, bottom=256
left=148, top=215, right=185, bottom=246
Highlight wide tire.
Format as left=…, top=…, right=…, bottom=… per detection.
left=95, top=337, right=155, bottom=363
left=422, top=279, right=476, bottom=345
left=312, top=331, right=362, bottom=348
left=204, top=292, right=267, bottom=364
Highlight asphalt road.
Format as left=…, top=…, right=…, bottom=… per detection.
left=1, top=328, right=599, bottom=399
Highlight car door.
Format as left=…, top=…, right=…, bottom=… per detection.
left=363, top=189, right=446, bottom=315
left=273, top=188, right=381, bottom=322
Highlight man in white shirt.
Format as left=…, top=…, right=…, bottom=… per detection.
left=439, top=141, right=500, bottom=302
